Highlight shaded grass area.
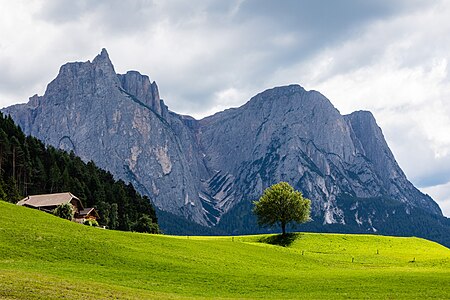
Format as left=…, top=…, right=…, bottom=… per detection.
left=1, top=200, right=449, bottom=299
left=258, top=232, right=299, bottom=247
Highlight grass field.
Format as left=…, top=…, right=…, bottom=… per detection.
left=0, top=200, right=449, bottom=299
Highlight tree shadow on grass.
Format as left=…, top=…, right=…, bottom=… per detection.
left=259, top=233, right=300, bottom=247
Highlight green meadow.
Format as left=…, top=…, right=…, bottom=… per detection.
left=0, top=200, right=449, bottom=299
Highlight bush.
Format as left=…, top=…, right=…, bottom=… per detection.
left=83, top=219, right=99, bottom=227
left=131, top=215, right=160, bottom=234
left=53, top=203, right=74, bottom=220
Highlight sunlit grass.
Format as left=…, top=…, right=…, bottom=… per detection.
left=1, top=200, right=449, bottom=299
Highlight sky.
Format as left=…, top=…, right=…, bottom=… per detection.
left=0, top=0, right=449, bottom=216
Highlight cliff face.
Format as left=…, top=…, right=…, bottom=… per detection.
left=3, top=49, right=442, bottom=233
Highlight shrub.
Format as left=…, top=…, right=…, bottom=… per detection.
left=131, top=215, right=160, bottom=234
left=83, top=219, right=99, bottom=227
left=53, top=203, right=74, bottom=220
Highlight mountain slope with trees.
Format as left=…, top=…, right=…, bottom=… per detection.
left=0, top=112, right=158, bottom=231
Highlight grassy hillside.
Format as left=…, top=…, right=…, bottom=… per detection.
left=1, top=200, right=449, bottom=299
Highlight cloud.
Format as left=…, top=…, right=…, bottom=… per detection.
left=0, top=1, right=421, bottom=109
left=2, top=0, right=419, bottom=113
left=422, top=181, right=450, bottom=217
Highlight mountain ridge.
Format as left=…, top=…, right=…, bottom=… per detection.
left=2, top=49, right=447, bottom=241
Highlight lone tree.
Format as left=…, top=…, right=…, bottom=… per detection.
left=253, top=182, right=311, bottom=235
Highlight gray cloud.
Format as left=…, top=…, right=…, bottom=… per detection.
left=37, top=0, right=236, bottom=35
left=35, top=0, right=93, bottom=24
left=15, top=0, right=430, bottom=115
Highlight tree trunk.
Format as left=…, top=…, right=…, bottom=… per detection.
left=281, top=222, right=286, bottom=236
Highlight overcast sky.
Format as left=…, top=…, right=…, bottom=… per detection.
left=1, top=0, right=449, bottom=216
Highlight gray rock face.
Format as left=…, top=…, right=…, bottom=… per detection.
left=3, top=49, right=442, bottom=230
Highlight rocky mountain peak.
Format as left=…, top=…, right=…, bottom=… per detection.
left=118, top=70, right=164, bottom=117
left=256, top=84, right=306, bottom=97
left=243, top=85, right=341, bottom=123
left=92, top=48, right=119, bottom=84
left=93, top=48, right=113, bottom=67
left=39, top=48, right=122, bottom=108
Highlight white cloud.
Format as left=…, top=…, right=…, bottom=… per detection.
left=422, top=181, right=450, bottom=217
left=192, top=87, right=250, bottom=119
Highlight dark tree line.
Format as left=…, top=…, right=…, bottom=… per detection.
left=0, top=112, right=158, bottom=232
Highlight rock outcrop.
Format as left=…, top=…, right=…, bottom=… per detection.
left=3, top=49, right=443, bottom=234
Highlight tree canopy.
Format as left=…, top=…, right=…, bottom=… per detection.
left=132, top=215, right=160, bottom=234
left=253, top=182, right=311, bottom=235
left=53, top=203, right=74, bottom=220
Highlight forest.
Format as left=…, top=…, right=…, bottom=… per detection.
left=0, top=112, right=158, bottom=232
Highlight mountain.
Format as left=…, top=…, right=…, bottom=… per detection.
left=3, top=49, right=449, bottom=244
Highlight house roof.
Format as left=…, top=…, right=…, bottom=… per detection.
left=17, top=192, right=82, bottom=208
left=78, top=207, right=97, bottom=216
left=78, top=208, right=93, bottom=215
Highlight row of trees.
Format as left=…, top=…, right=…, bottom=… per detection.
left=0, top=112, right=158, bottom=233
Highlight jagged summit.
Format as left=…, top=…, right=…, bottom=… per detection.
left=118, top=70, right=164, bottom=117
left=31, top=49, right=168, bottom=119
left=92, top=48, right=114, bottom=68
left=96, top=48, right=110, bottom=60
left=2, top=49, right=447, bottom=242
